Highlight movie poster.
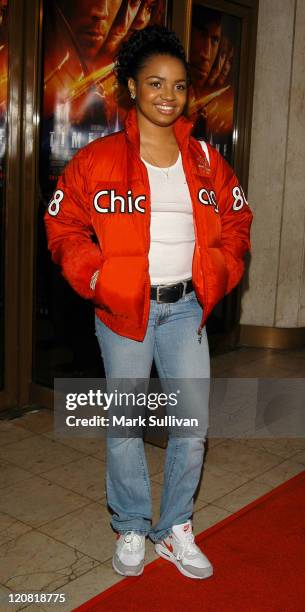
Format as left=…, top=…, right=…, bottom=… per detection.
left=0, top=0, right=8, bottom=390
left=188, top=3, right=241, bottom=164
left=0, top=0, right=8, bottom=181
left=40, top=0, right=167, bottom=200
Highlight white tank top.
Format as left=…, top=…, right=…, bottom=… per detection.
left=142, top=152, right=195, bottom=285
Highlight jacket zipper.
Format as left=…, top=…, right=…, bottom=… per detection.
left=137, top=150, right=152, bottom=335
left=181, top=149, right=208, bottom=343
left=140, top=159, right=151, bottom=256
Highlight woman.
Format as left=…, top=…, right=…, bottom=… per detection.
left=45, top=25, right=252, bottom=580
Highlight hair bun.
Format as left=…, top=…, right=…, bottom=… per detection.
left=114, top=25, right=188, bottom=87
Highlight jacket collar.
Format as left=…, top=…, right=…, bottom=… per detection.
left=124, top=105, right=194, bottom=151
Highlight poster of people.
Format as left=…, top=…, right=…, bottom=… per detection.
left=40, top=0, right=167, bottom=199
left=188, top=4, right=241, bottom=164
left=0, top=0, right=8, bottom=177
left=0, top=0, right=8, bottom=389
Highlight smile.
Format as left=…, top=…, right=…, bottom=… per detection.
left=155, top=105, right=176, bottom=114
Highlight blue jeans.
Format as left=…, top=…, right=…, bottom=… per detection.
left=94, top=290, right=210, bottom=542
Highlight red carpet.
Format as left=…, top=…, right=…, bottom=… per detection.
left=74, top=471, right=305, bottom=612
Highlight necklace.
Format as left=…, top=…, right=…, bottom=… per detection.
left=141, top=144, right=178, bottom=180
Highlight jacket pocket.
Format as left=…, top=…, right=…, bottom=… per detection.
left=192, top=243, right=205, bottom=306
left=93, top=255, right=148, bottom=325
left=207, top=247, right=229, bottom=301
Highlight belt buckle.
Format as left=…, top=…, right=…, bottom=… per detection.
left=156, top=285, right=163, bottom=303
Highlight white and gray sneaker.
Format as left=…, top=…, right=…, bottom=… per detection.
left=112, top=531, right=145, bottom=576
left=155, top=520, right=213, bottom=579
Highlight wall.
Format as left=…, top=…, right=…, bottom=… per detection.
left=240, top=0, right=305, bottom=329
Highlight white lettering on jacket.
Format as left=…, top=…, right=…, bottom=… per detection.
left=48, top=189, right=64, bottom=216
left=232, top=186, right=248, bottom=211
left=93, top=189, right=146, bottom=214
left=198, top=189, right=219, bottom=214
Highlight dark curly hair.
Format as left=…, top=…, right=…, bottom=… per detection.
left=114, top=25, right=189, bottom=87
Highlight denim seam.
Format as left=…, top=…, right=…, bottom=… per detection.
left=165, top=303, right=171, bottom=323
left=156, top=302, right=171, bottom=326
left=154, top=336, right=169, bottom=378
left=137, top=438, right=151, bottom=501
left=165, top=437, right=179, bottom=490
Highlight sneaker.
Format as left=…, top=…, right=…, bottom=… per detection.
left=112, top=531, right=145, bottom=576
left=155, top=520, right=213, bottom=579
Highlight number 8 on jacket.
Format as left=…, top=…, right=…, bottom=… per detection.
left=48, top=189, right=64, bottom=217
left=232, top=186, right=248, bottom=211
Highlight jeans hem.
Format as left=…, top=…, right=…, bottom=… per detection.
left=113, top=526, right=151, bottom=536
left=148, top=527, right=173, bottom=543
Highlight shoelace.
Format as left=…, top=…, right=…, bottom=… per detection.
left=123, top=531, right=143, bottom=551
left=175, top=532, right=198, bottom=560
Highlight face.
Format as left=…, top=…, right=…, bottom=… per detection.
left=60, top=0, right=122, bottom=58
left=105, top=0, right=142, bottom=52
left=128, top=54, right=187, bottom=128
left=131, top=0, right=157, bottom=31
left=190, top=21, right=222, bottom=86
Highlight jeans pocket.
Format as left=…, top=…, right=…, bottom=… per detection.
left=180, top=290, right=196, bottom=303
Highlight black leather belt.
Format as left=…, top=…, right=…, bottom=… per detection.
left=150, top=279, right=193, bottom=303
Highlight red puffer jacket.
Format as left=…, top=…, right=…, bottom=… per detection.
left=44, top=107, right=253, bottom=341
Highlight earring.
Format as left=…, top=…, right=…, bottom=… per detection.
left=130, top=91, right=136, bottom=100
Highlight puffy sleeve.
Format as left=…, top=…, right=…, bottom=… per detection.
left=44, top=148, right=104, bottom=299
left=213, top=148, right=253, bottom=295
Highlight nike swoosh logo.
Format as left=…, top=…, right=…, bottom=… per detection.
left=163, top=540, right=173, bottom=553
